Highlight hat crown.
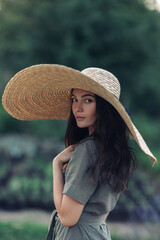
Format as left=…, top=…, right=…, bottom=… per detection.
left=81, top=67, right=121, bottom=99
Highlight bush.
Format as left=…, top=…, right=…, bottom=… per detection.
left=0, top=133, right=159, bottom=221
left=0, top=155, right=54, bottom=210
left=0, top=221, right=159, bottom=240
left=0, top=221, right=47, bottom=240
left=0, top=106, right=67, bottom=140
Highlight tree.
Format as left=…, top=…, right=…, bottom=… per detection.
left=0, top=0, right=160, bottom=136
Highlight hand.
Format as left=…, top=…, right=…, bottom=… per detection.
left=53, top=145, right=76, bottom=166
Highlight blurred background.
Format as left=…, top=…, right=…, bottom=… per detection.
left=0, top=0, right=160, bottom=239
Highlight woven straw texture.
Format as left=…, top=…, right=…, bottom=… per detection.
left=2, top=64, right=157, bottom=165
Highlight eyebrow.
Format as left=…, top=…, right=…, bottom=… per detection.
left=71, top=93, right=95, bottom=98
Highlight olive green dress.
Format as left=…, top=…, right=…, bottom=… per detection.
left=47, top=138, right=120, bottom=240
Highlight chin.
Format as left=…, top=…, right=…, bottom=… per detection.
left=77, top=124, right=88, bottom=128
left=78, top=125, right=87, bottom=128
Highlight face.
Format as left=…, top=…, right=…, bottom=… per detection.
left=71, top=88, right=97, bottom=135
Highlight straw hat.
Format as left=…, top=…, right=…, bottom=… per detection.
left=2, top=64, right=157, bottom=165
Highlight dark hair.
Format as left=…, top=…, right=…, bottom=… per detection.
left=65, top=94, right=137, bottom=193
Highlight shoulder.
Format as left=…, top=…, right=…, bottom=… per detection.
left=76, top=137, right=98, bottom=153
left=64, top=137, right=99, bottom=181
left=72, top=137, right=99, bottom=164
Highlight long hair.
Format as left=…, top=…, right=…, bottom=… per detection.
left=64, top=94, right=137, bottom=193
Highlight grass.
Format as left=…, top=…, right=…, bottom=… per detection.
left=0, top=221, right=47, bottom=240
left=0, top=221, right=159, bottom=240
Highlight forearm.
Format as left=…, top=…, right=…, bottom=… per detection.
left=52, top=145, right=83, bottom=226
left=52, top=157, right=84, bottom=227
left=53, top=158, right=64, bottom=213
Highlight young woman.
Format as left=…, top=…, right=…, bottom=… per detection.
left=2, top=64, right=157, bottom=240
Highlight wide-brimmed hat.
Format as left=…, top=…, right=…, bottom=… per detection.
left=2, top=64, right=157, bottom=165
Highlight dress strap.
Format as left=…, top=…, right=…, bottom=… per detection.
left=45, top=209, right=58, bottom=240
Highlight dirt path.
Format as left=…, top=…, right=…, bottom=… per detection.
left=0, top=209, right=159, bottom=238
left=0, top=209, right=50, bottom=225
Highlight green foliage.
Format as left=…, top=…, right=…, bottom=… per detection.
left=0, top=221, right=123, bottom=240
left=0, top=102, right=67, bottom=140
left=111, top=235, right=124, bottom=240
left=0, top=221, right=159, bottom=240
left=0, top=147, right=159, bottom=219
left=27, top=119, right=67, bottom=140
left=0, top=221, right=47, bottom=240
left=0, top=156, right=54, bottom=209
left=130, top=113, right=160, bottom=171
left=111, top=167, right=160, bottom=221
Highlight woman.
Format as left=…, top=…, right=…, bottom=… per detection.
left=2, top=65, right=157, bottom=239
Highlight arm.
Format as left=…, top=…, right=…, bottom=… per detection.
left=53, top=146, right=84, bottom=227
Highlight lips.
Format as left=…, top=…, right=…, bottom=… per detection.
left=76, top=116, right=85, bottom=121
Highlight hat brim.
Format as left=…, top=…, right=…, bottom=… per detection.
left=2, top=64, right=157, bottom=165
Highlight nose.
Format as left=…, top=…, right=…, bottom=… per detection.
left=74, top=101, right=83, bottom=112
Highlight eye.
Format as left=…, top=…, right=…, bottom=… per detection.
left=71, top=98, right=77, bottom=102
left=85, top=99, right=92, bottom=103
